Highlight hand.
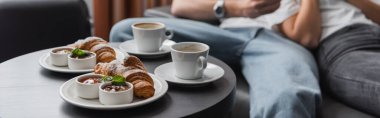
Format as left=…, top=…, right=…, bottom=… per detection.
left=239, top=0, right=281, bottom=18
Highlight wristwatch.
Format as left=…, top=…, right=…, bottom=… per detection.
left=213, top=0, right=225, bottom=19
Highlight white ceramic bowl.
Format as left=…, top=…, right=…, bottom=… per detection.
left=50, top=47, right=73, bottom=66
left=75, top=74, right=103, bottom=99
left=99, top=82, right=134, bottom=105
left=68, top=51, right=96, bottom=70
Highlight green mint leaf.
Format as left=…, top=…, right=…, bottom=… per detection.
left=101, top=76, right=112, bottom=82
left=111, top=75, right=126, bottom=86
left=71, top=48, right=86, bottom=58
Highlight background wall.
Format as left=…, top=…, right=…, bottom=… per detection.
left=84, top=0, right=94, bottom=34
left=84, top=0, right=93, bottom=17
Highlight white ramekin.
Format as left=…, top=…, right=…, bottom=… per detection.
left=68, top=51, right=96, bottom=70
left=50, top=47, right=73, bottom=66
left=99, top=82, right=134, bottom=105
left=75, top=74, right=103, bottom=99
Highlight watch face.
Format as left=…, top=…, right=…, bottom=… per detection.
left=215, top=6, right=223, bottom=14
left=213, top=0, right=224, bottom=18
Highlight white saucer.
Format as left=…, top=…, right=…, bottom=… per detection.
left=39, top=48, right=126, bottom=73
left=119, top=39, right=175, bottom=58
left=59, top=73, right=168, bottom=110
left=154, top=62, right=225, bottom=85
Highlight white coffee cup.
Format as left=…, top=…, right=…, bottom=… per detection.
left=132, top=22, right=173, bottom=52
left=171, top=42, right=209, bottom=80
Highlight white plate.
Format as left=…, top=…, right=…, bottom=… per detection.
left=119, top=39, right=175, bottom=58
left=39, top=48, right=126, bottom=73
left=154, top=62, right=225, bottom=85
left=59, top=73, right=168, bottom=110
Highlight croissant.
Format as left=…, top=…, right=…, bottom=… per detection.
left=71, top=37, right=116, bottom=63
left=123, top=55, right=146, bottom=71
left=95, top=56, right=155, bottom=99
left=121, top=68, right=155, bottom=98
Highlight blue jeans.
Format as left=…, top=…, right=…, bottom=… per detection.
left=110, top=18, right=321, bottom=118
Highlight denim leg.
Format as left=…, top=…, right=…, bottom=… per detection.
left=317, top=24, right=380, bottom=116
left=110, top=18, right=251, bottom=66
left=242, top=29, right=321, bottom=118
left=110, top=18, right=322, bottom=118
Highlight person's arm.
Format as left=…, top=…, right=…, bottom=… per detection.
left=347, top=0, right=380, bottom=25
left=279, top=0, right=321, bottom=49
left=171, top=0, right=281, bottom=21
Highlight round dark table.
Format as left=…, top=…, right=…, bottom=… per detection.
left=0, top=43, right=236, bottom=118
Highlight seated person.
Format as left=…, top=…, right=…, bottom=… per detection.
left=315, top=0, right=380, bottom=116
left=110, top=0, right=321, bottom=118
left=270, top=0, right=380, bottom=116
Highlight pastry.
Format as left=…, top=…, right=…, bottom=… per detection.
left=71, top=37, right=116, bottom=63
left=94, top=56, right=155, bottom=99
left=123, top=55, right=146, bottom=70
left=131, top=80, right=154, bottom=98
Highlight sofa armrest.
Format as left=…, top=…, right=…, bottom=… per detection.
left=0, top=0, right=91, bottom=62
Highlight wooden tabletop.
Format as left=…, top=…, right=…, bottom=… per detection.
left=0, top=43, right=236, bottom=118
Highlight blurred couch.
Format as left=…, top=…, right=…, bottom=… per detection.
left=0, top=0, right=91, bottom=63
left=144, top=6, right=376, bottom=118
